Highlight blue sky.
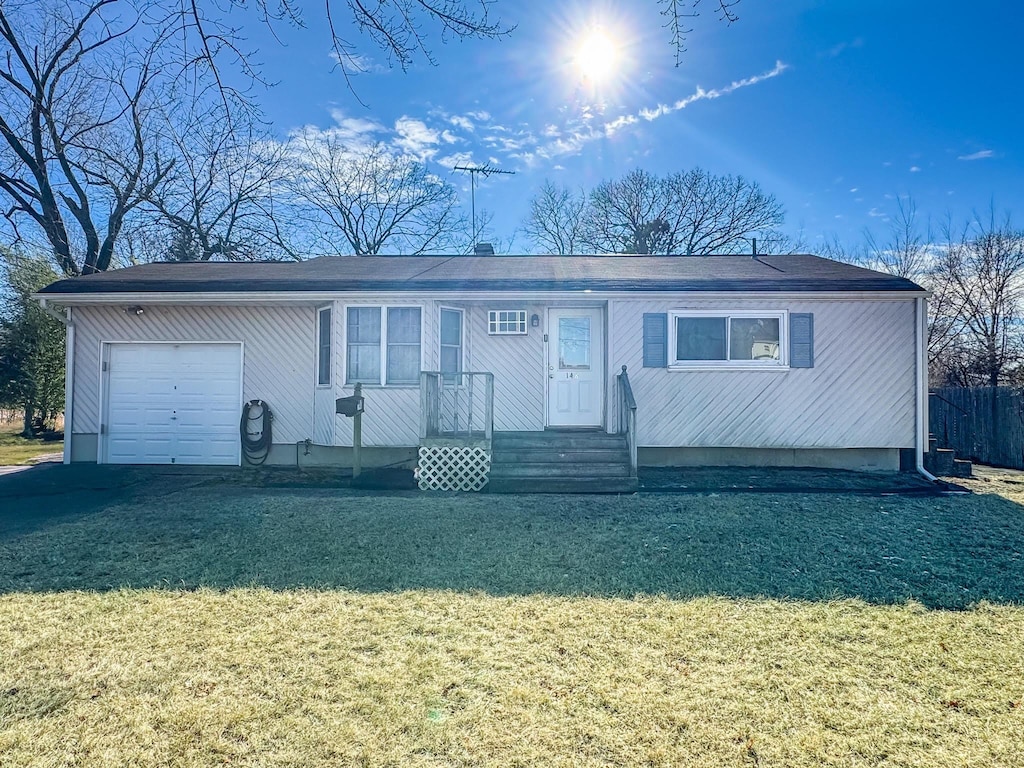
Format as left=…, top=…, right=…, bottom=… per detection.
left=241, top=0, right=1024, bottom=251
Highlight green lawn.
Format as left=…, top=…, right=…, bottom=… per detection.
left=1, top=474, right=1023, bottom=766
left=0, top=424, right=62, bottom=465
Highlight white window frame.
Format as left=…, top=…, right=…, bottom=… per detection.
left=344, top=304, right=424, bottom=387
left=440, top=306, right=465, bottom=379
left=669, top=309, right=789, bottom=370
left=316, top=306, right=332, bottom=388
left=488, top=309, right=528, bottom=335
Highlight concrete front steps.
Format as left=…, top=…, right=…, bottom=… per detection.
left=924, top=436, right=972, bottom=478
left=488, top=430, right=638, bottom=494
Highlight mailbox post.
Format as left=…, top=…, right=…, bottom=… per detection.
left=336, top=383, right=364, bottom=479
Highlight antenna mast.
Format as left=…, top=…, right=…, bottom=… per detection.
left=454, top=163, right=515, bottom=246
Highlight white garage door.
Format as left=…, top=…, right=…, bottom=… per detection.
left=103, top=342, right=242, bottom=465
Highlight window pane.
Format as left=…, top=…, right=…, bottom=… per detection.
left=318, top=308, right=332, bottom=385
left=387, top=307, right=421, bottom=344
left=441, top=346, right=461, bottom=375
left=387, top=344, right=420, bottom=384
left=559, top=317, right=591, bottom=370
left=347, top=344, right=380, bottom=383
left=730, top=318, right=780, bottom=361
left=676, top=317, right=727, bottom=360
left=347, top=307, right=380, bottom=344
left=319, top=308, right=332, bottom=348
left=318, top=347, right=330, bottom=385
left=441, top=309, right=462, bottom=346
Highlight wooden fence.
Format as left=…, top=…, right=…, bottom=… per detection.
left=930, top=387, right=1024, bottom=470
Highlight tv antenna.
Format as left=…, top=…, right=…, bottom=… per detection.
left=454, top=163, right=515, bottom=246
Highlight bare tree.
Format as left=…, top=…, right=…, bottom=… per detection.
left=523, top=180, right=587, bottom=255
left=583, top=170, right=672, bottom=254
left=931, top=210, right=1024, bottom=386
left=862, top=197, right=931, bottom=280
left=289, top=134, right=464, bottom=256
left=145, top=103, right=296, bottom=262
left=579, top=168, right=783, bottom=255
left=0, top=0, right=176, bottom=276
left=663, top=169, right=784, bottom=254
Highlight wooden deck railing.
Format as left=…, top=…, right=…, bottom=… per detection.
left=420, top=371, right=494, bottom=443
left=617, top=365, right=638, bottom=477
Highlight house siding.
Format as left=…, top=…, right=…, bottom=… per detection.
left=67, top=293, right=918, bottom=461
left=71, top=305, right=315, bottom=446
left=466, top=304, right=546, bottom=432
left=608, top=298, right=917, bottom=449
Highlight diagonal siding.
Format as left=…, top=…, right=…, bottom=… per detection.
left=73, top=305, right=315, bottom=444
left=609, top=298, right=916, bottom=448
left=466, top=304, right=546, bottom=432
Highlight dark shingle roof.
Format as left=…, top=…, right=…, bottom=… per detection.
left=38, top=254, right=925, bottom=296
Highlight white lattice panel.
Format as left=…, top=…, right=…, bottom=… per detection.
left=417, top=446, right=491, bottom=491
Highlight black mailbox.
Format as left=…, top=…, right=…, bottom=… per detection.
left=336, top=395, right=364, bottom=417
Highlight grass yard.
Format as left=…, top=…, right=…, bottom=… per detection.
left=0, top=423, right=62, bottom=465
left=2, top=471, right=1023, bottom=766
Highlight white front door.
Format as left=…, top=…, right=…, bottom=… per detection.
left=103, top=342, right=242, bottom=465
left=547, top=308, right=604, bottom=427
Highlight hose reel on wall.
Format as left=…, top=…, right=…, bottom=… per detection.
left=240, top=399, right=273, bottom=465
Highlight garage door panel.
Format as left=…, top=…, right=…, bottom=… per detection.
left=104, top=343, right=241, bottom=465
left=107, top=434, right=174, bottom=464
left=176, top=435, right=238, bottom=464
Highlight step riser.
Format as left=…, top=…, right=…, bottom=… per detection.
left=494, top=449, right=630, bottom=464
left=494, top=437, right=628, bottom=450
left=487, top=477, right=638, bottom=494
left=490, top=463, right=632, bottom=479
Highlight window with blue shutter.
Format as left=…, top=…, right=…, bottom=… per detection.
left=643, top=313, right=668, bottom=367
left=789, top=313, right=814, bottom=368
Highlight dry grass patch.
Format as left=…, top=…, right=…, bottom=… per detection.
left=2, top=590, right=1023, bottom=767
left=0, top=424, right=62, bottom=465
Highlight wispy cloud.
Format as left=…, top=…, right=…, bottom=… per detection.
left=957, top=149, right=994, bottom=161
left=394, top=117, right=444, bottom=161
left=823, top=38, right=864, bottom=58
left=322, top=110, right=384, bottom=144
left=512, top=60, right=789, bottom=166
left=909, top=166, right=921, bottom=173
left=448, top=115, right=475, bottom=132
left=637, top=61, right=790, bottom=122
left=328, top=51, right=387, bottom=74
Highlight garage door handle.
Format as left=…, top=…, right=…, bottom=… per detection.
left=170, top=416, right=177, bottom=420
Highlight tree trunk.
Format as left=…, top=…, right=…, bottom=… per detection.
left=22, top=404, right=33, bottom=438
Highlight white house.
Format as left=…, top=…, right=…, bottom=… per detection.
left=38, top=254, right=931, bottom=492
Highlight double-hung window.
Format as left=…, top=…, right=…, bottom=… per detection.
left=346, top=306, right=422, bottom=385
left=670, top=310, right=787, bottom=367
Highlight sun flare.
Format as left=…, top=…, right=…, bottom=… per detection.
left=574, top=29, right=618, bottom=83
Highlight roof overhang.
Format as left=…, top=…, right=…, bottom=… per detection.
left=34, top=288, right=931, bottom=305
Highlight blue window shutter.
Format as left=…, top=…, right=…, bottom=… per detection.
left=643, top=313, right=668, bottom=367
left=790, top=313, right=814, bottom=368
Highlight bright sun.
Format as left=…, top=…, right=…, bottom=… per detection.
left=574, top=29, right=618, bottom=82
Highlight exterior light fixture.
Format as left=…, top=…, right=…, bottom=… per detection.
left=125, top=305, right=144, bottom=316
left=531, top=313, right=540, bottom=328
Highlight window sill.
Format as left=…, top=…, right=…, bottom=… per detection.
left=342, top=383, right=420, bottom=389
left=668, top=363, right=790, bottom=372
